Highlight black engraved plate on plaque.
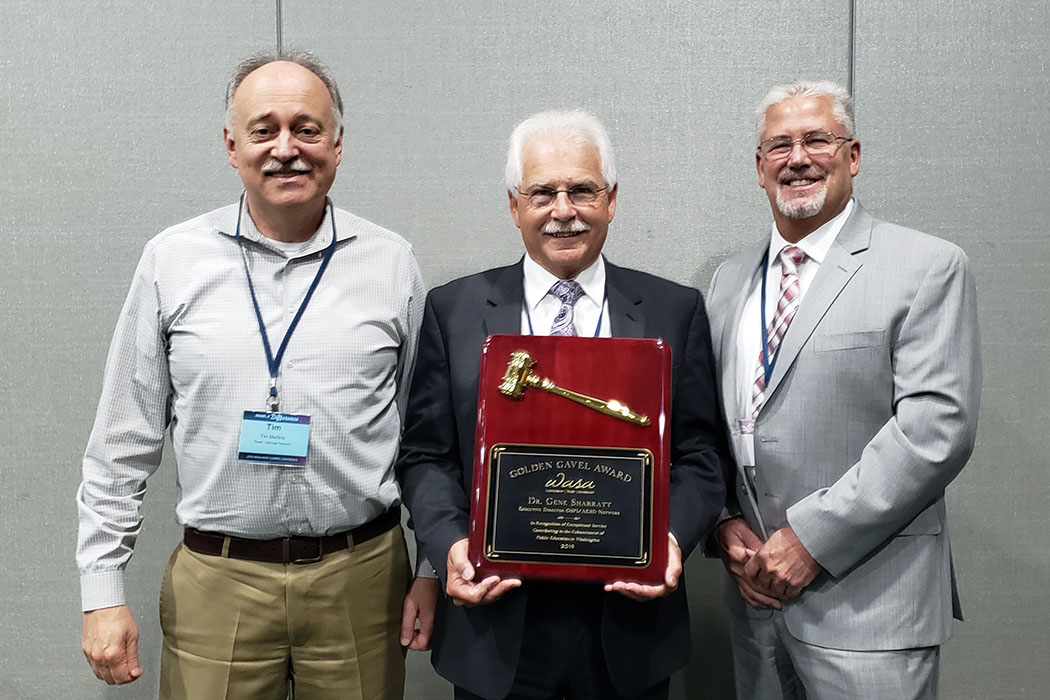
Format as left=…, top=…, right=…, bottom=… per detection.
left=484, top=444, right=653, bottom=568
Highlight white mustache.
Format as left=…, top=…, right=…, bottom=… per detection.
left=261, top=158, right=312, bottom=174
left=542, top=220, right=590, bottom=234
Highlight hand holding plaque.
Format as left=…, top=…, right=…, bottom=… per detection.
left=444, top=538, right=522, bottom=607
left=468, top=335, right=671, bottom=585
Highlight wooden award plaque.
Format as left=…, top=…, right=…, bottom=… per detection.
left=467, top=334, right=671, bottom=584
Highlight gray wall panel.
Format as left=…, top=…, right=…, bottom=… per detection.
left=854, top=2, right=1050, bottom=699
left=1, top=0, right=1043, bottom=698
left=281, top=1, right=847, bottom=292
left=1, top=2, right=274, bottom=698
left=282, top=3, right=844, bottom=699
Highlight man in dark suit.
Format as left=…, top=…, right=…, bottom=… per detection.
left=395, top=110, right=731, bottom=700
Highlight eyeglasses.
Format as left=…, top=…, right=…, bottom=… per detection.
left=516, top=185, right=607, bottom=208
left=757, top=131, right=853, bottom=160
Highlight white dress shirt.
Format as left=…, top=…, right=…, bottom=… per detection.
left=520, top=254, right=612, bottom=337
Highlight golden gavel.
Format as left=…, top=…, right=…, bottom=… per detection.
left=498, top=350, right=650, bottom=427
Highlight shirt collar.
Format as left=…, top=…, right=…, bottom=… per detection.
left=767, top=197, right=855, bottom=267
left=218, top=197, right=340, bottom=258
left=523, top=254, right=606, bottom=311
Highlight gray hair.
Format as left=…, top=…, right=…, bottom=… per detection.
left=505, top=110, right=617, bottom=194
left=755, top=80, right=855, bottom=142
left=224, top=49, right=343, bottom=136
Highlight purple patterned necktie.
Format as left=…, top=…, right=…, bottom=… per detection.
left=549, top=280, right=585, bottom=336
left=750, top=245, right=806, bottom=416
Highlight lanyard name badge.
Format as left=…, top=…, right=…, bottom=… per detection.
left=234, top=194, right=337, bottom=466
left=736, top=252, right=778, bottom=463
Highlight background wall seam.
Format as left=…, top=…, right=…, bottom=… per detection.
left=276, top=0, right=284, bottom=53
left=848, top=0, right=856, bottom=94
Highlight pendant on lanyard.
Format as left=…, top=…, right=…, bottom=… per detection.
left=234, top=193, right=338, bottom=411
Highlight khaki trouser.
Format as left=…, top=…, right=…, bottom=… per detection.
left=159, top=525, right=411, bottom=700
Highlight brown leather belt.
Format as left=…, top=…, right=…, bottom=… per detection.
left=183, top=508, right=400, bottom=564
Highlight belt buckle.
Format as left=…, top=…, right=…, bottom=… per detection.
left=283, top=537, right=325, bottom=565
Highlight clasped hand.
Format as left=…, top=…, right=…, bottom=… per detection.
left=715, top=519, right=822, bottom=608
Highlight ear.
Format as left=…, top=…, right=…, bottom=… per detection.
left=848, top=138, right=861, bottom=176
left=508, top=190, right=522, bottom=229
left=223, top=126, right=238, bottom=169
left=334, top=127, right=344, bottom=167
left=756, top=151, right=766, bottom=189
left=606, top=184, right=618, bottom=222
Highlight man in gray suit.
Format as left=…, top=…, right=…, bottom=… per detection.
left=706, top=80, right=981, bottom=699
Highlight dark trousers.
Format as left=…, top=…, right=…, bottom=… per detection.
left=453, top=583, right=670, bottom=700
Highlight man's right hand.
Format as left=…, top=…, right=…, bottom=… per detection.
left=713, top=518, right=784, bottom=609
left=82, top=605, right=143, bottom=685
left=446, top=538, right=521, bottom=607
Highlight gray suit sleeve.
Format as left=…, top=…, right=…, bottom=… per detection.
left=787, top=244, right=981, bottom=577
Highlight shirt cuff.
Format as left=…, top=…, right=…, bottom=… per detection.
left=414, top=554, right=438, bottom=579
left=80, top=570, right=127, bottom=612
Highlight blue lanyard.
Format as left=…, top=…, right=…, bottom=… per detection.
left=758, top=250, right=777, bottom=385
left=234, top=194, right=338, bottom=410
left=523, top=288, right=607, bottom=337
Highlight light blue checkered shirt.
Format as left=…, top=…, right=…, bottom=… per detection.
left=76, top=202, right=426, bottom=611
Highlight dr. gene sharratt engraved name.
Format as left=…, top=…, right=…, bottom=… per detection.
left=521, top=496, right=616, bottom=509
left=507, top=460, right=634, bottom=483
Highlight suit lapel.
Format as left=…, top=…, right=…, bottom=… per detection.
left=762, top=204, right=873, bottom=401
left=604, top=261, right=644, bottom=338
left=481, top=261, right=525, bottom=337
left=720, top=244, right=766, bottom=420
left=485, top=258, right=644, bottom=338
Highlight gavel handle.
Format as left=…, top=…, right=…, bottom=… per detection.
left=527, top=376, right=650, bottom=426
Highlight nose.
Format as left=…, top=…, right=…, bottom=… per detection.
left=271, top=128, right=300, bottom=160
left=785, top=140, right=811, bottom=167
left=550, top=190, right=576, bottom=220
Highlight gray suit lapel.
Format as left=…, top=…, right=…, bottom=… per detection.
left=763, top=204, right=873, bottom=401
left=720, top=244, right=766, bottom=420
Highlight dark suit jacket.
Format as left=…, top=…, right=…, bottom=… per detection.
left=396, top=258, right=730, bottom=699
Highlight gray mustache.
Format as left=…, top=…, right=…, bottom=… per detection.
left=261, top=158, right=312, bottom=174
left=778, top=167, right=824, bottom=184
left=542, top=220, right=590, bottom=234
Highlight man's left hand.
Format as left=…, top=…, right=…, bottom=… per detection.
left=604, top=535, right=682, bottom=602
left=743, top=527, right=822, bottom=600
left=400, top=575, right=439, bottom=651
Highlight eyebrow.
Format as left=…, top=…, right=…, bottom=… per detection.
left=244, top=112, right=326, bottom=126
left=525, top=180, right=599, bottom=189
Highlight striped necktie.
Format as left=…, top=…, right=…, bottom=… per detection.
left=750, top=245, right=806, bottom=416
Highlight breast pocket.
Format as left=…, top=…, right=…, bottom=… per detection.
left=812, top=329, right=886, bottom=352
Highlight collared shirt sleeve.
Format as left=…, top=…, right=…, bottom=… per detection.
left=395, top=248, right=426, bottom=428
left=76, top=241, right=172, bottom=611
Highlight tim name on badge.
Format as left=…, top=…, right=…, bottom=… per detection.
left=238, top=411, right=311, bottom=465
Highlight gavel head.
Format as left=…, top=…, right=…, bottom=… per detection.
left=498, top=350, right=536, bottom=399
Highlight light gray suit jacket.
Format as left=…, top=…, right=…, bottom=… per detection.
left=706, top=202, right=981, bottom=650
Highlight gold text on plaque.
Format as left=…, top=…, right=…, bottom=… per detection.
left=498, top=351, right=650, bottom=426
